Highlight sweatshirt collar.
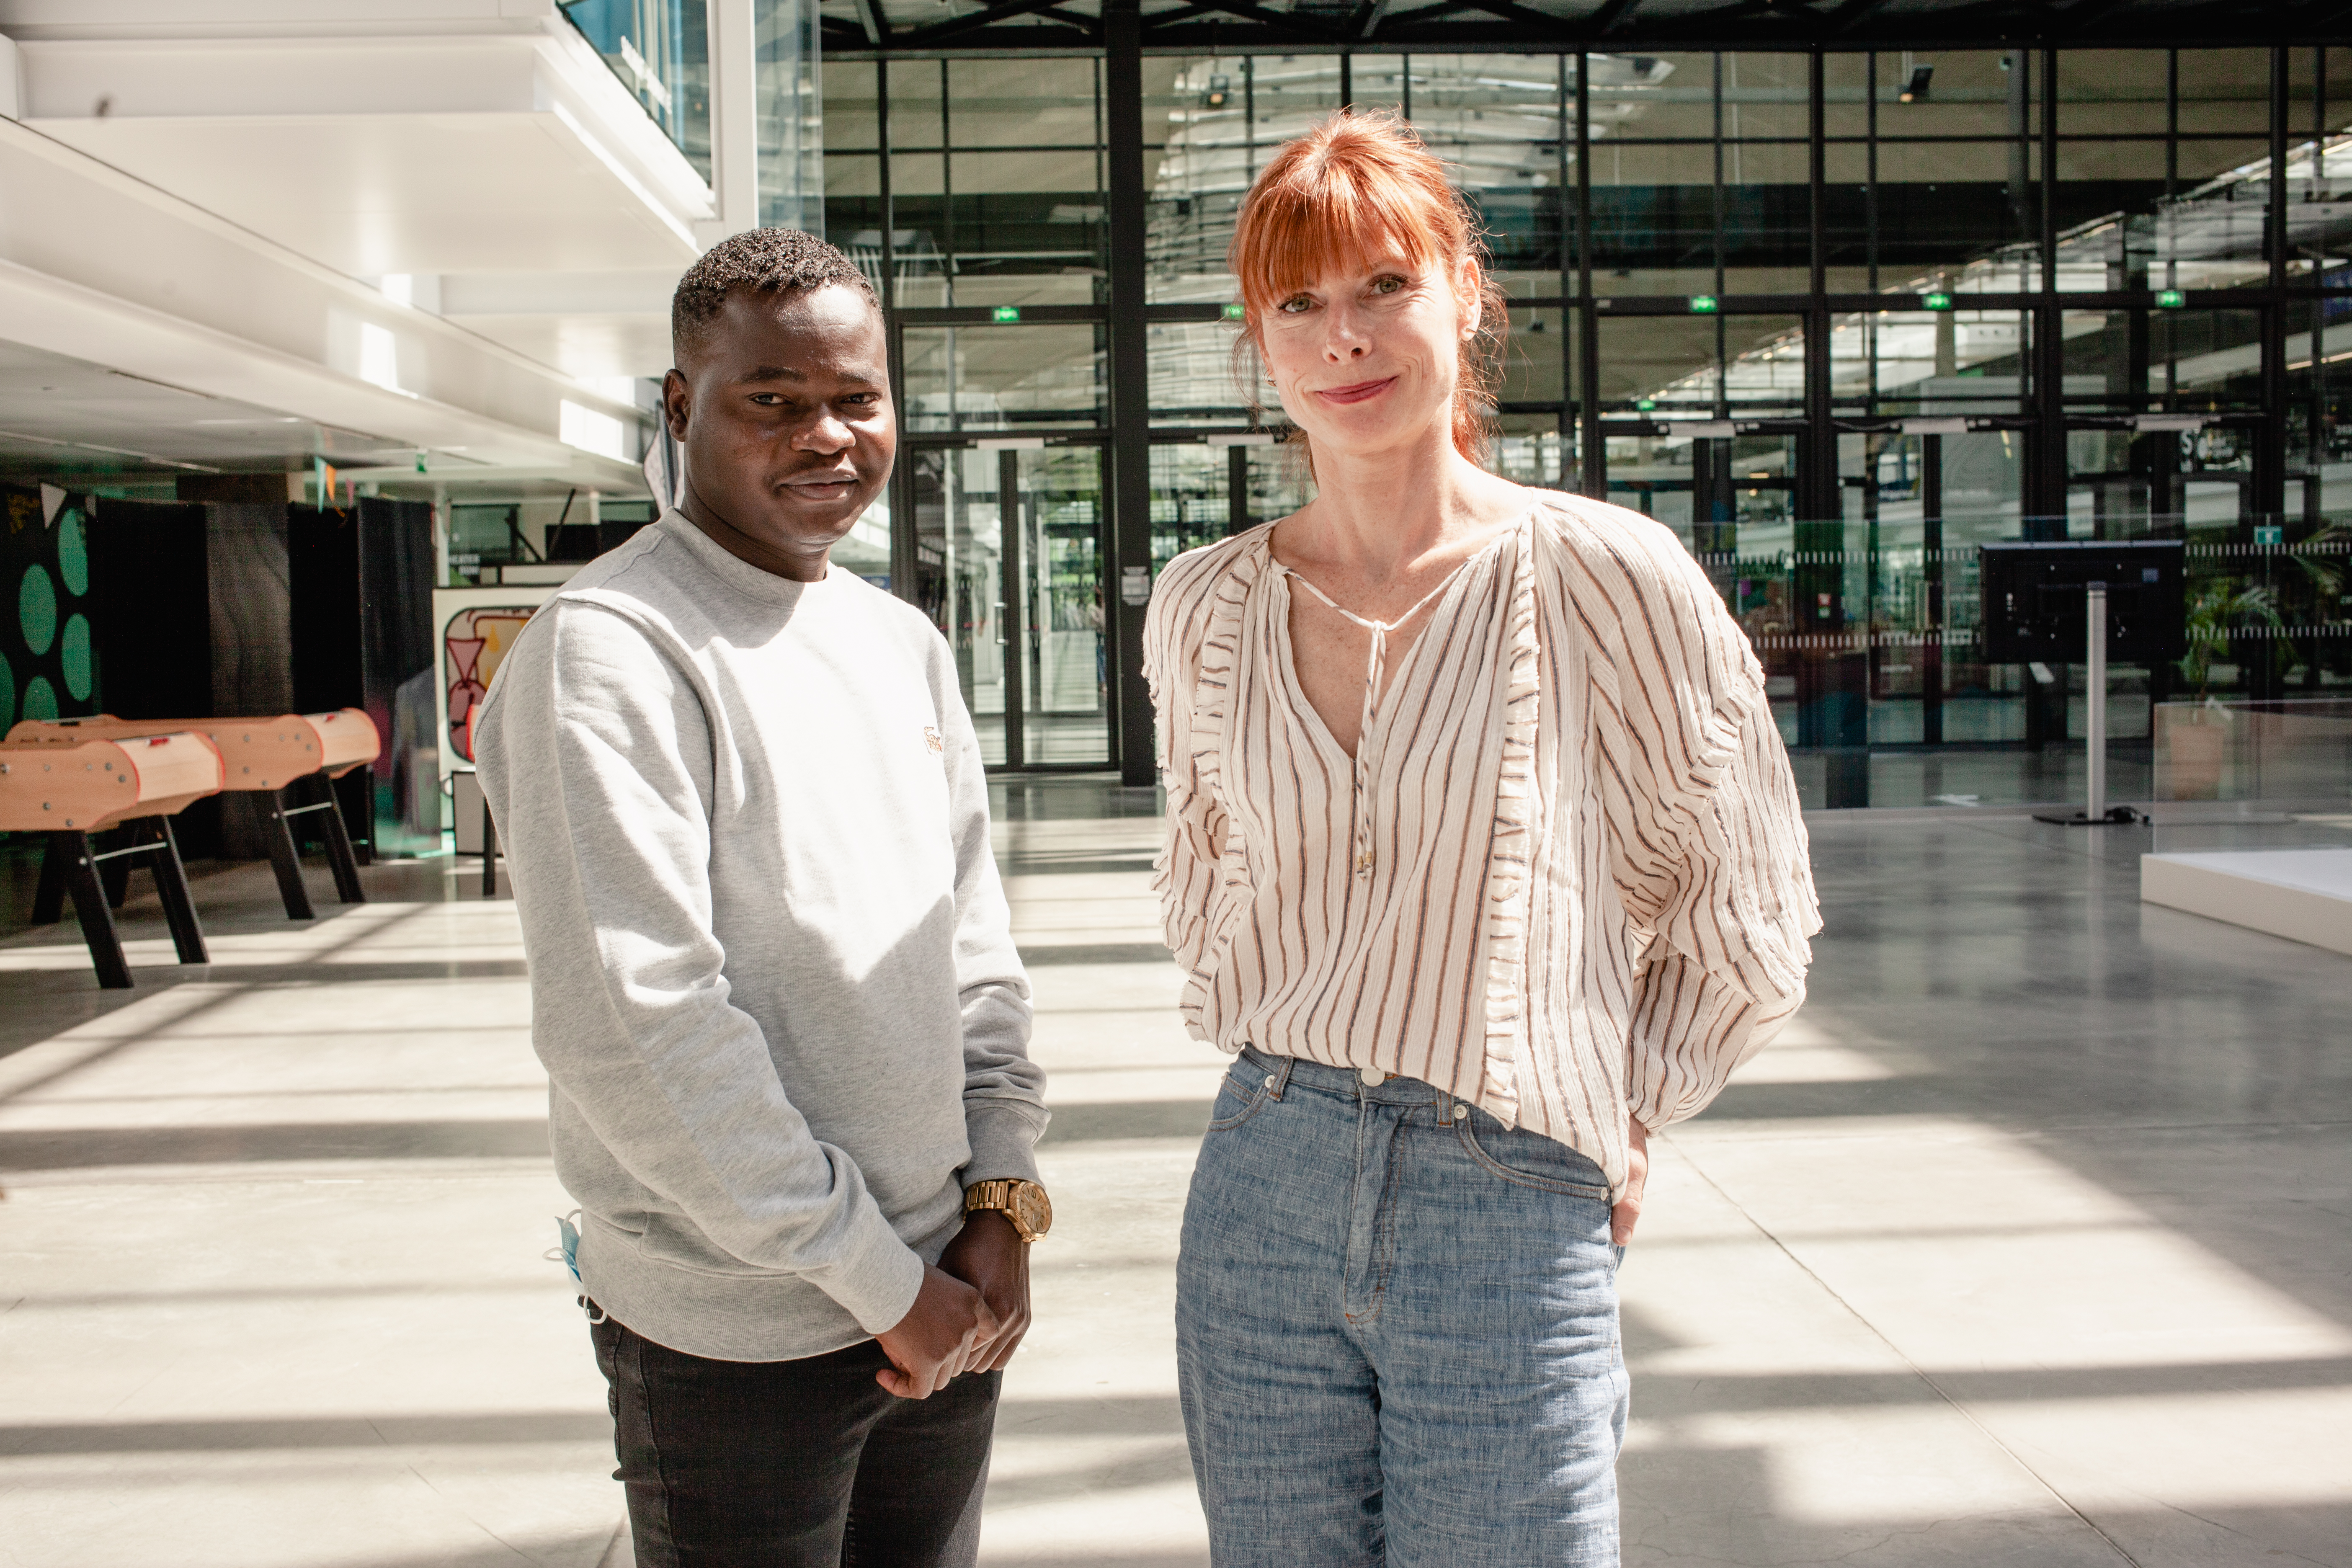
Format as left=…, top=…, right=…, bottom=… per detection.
left=655, top=508, right=840, bottom=606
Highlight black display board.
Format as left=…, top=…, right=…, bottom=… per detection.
left=83, top=497, right=298, bottom=859
left=1978, top=540, right=2188, bottom=665
left=289, top=499, right=436, bottom=859
left=85, top=499, right=212, bottom=722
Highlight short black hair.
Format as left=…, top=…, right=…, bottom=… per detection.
left=671, top=228, right=878, bottom=358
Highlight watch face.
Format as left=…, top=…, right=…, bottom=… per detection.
left=1014, top=1183, right=1052, bottom=1238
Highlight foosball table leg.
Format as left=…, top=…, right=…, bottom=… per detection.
left=260, top=788, right=317, bottom=921
left=142, top=815, right=209, bottom=966
left=48, top=830, right=133, bottom=990
left=317, top=778, right=366, bottom=905
left=99, top=825, right=134, bottom=910
left=31, top=833, right=67, bottom=925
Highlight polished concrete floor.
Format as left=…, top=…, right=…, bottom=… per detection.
left=0, top=793, right=2347, bottom=1567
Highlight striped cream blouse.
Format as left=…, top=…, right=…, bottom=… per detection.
left=1143, top=493, right=1821, bottom=1199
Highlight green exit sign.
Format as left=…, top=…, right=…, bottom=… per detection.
left=992, top=305, right=1021, bottom=323
left=1636, top=397, right=1657, bottom=410
left=2155, top=289, right=2185, bottom=309
left=1688, top=294, right=1720, bottom=314
left=1922, top=291, right=1954, bottom=311
left=1222, top=302, right=1245, bottom=320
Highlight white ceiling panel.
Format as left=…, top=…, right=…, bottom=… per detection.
left=29, top=114, right=702, bottom=277
left=452, top=314, right=677, bottom=380
left=0, top=340, right=414, bottom=479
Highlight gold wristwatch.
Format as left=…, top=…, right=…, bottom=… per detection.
left=963, top=1179, right=1052, bottom=1243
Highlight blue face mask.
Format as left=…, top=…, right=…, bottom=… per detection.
left=544, top=1211, right=607, bottom=1323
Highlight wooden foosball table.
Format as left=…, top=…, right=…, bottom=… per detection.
left=0, top=730, right=224, bottom=987
left=8, top=709, right=381, bottom=922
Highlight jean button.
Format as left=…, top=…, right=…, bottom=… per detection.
left=1359, top=1064, right=1384, bottom=1086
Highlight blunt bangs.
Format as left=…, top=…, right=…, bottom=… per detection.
left=1232, top=150, right=1454, bottom=320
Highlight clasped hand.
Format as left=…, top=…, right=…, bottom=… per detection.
left=872, top=1210, right=1032, bottom=1399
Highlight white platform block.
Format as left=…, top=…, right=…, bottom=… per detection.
left=2140, top=848, right=2352, bottom=957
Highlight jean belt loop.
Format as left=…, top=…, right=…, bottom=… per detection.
left=1267, top=1055, right=1294, bottom=1101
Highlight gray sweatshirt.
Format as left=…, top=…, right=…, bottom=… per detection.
left=474, top=512, right=1045, bottom=1362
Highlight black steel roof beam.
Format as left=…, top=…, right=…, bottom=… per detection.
left=2140, top=0, right=2303, bottom=30
left=897, top=0, right=1095, bottom=46
left=1456, top=0, right=1590, bottom=28
left=1142, top=0, right=1343, bottom=36
left=1822, top=0, right=1895, bottom=31
left=2058, top=0, right=2134, bottom=32
left=1585, top=0, right=1644, bottom=33
left=1380, top=0, right=1487, bottom=23
left=1114, top=0, right=2324, bottom=49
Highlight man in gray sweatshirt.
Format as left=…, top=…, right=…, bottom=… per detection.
left=474, top=228, right=1050, bottom=1568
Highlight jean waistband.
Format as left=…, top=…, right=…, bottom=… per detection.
left=1236, top=1044, right=1452, bottom=1107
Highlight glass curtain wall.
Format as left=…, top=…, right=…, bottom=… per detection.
left=561, top=0, right=712, bottom=179
left=825, top=56, right=1114, bottom=767
left=827, top=44, right=2352, bottom=785
left=755, top=0, right=824, bottom=231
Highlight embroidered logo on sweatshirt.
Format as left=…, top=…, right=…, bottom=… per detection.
left=923, top=727, right=944, bottom=755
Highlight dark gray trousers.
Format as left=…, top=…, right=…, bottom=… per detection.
left=591, top=1310, right=998, bottom=1568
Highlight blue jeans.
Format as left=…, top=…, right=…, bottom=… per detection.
left=1176, top=1048, right=1629, bottom=1567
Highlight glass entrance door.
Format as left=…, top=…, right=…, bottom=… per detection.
left=915, top=443, right=1109, bottom=768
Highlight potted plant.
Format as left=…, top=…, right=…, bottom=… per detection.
left=2163, top=580, right=2284, bottom=799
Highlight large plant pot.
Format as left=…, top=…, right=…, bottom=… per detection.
left=2163, top=713, right=2228, bottom=800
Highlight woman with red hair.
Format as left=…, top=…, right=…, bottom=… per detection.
left=1145, top=111, right=1819, bottom=1565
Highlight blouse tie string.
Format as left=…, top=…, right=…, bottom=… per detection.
left=1286, top=562, right=1472, bottom=877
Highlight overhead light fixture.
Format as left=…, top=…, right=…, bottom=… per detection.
left=1899, top=65, right=1933, bottom=103
left=1204, top=73, right=1231, bottom=109
left=559, top=400, right=628, bottom=462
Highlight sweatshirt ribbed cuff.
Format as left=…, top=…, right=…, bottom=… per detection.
left=960, top=1099, right=1048, bottom=1189
left=818, top=1208, right=929, bottom=1337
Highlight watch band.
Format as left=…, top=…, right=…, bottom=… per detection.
left=963, top=1178, right=1048, bottom=1242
